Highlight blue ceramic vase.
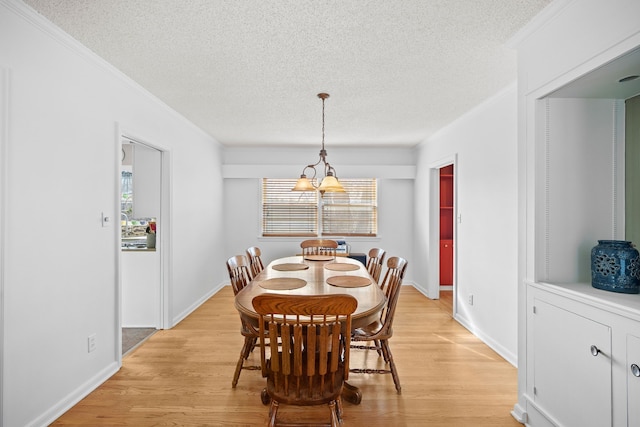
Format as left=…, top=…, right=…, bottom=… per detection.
left=591, top=240, right=640, bottom=294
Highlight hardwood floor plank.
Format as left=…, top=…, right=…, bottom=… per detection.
left=52, top=286, right=521, bottom=426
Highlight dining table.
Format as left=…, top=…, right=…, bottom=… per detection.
left=234, top=254, right=386, bottom=404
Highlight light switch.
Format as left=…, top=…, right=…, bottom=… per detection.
left=101, top=212, right=111, bottom=227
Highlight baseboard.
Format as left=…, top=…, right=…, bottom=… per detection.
left=409, top=282, right=435, bottom=299
left=171, top=282, right=225, bottom=327
left=411, top=283, right=517, bottom=367
left=454, top=313, right=517, bottom=367
left=511, top=402, right=528, bottom=424
left=31, top=361, right=119, bottom=427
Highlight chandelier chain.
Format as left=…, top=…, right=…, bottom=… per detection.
left=321, top=95, right=325, bottom=151
left=291, top=92, right=344, bottom=193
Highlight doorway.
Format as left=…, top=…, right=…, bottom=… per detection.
left=428, top=156, right=457, bottom=314
left=118, top=134, right=170, bottom=358
left=439, top=164, right=454, bottom=314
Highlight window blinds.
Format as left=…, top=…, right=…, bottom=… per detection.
left=262, top=178, right=377, bottom=237
left=262, top=179, right=318, bottom=236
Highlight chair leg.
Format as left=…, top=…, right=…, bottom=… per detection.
left=379, top=339, right=390, bottom=363
left=268, top=400, right=279, bottom=427
left=232, top=335, right=255, bottom=388
left=381, top=340, right=401, bottom=393
left=249, top=336, right=258, bottom=353
left=374, top=339, right=383, bottom=357
left=329, top=400, right=342, bottom=427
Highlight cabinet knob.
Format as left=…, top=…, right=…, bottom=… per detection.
left=590, top=345, right=601, bottom=356
left=632, top=364, right=640, bottom=377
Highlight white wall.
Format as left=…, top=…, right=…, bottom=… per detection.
left=0, top=1, right=225, bottom=425
left=414, top=84, right=519, bottom=364
left=222, top=146, right=416, bottom=284
left=544, top=98, right=624, bottom=283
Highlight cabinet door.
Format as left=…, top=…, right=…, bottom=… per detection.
left=628, top=334, right=640, bottom=426
left=533, top=299, right=612, bottom=427
left=440, top=240, right=453, bottom=285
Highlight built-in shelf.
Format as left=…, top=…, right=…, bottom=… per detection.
left=440, top=165, right=454, bottom=286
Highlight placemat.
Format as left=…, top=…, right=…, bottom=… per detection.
left=326, top=276, right=371, bottom=288
left=258, top=278, right=307, bottom=290
left=304, top=255, right=334, bottom=261
left=324, top=263, right=360, bottom=271
left=272, top=263, right=310, bottom=271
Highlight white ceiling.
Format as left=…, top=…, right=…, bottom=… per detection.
left=23, top=0, right=552, bottom=147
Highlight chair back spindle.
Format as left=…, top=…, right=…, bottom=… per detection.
left=300, top=239, right=338, bottom=257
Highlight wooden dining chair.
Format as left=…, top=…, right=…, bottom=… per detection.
left=226, top=255, right=253, bottom=295
left=350, top=256, right=408, bottom=393
left=252, top=293, right=358, bottom=427
left=246, top=246, right=265, bottom=278
left=226, top=255, right=261, bottom=387
left=366, top=247, right=386, bottom=284
left=300, top=239, right=338, bottom=257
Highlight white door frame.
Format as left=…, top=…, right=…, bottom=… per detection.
left=115, top=126, right=172, bottom=361
left=428, top=155, right=457, bottom=314
left=0, top=67, right=9, bottom=427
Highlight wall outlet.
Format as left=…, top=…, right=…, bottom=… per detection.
left=468, top=294, right=474, bottom=305
left=88, top=334, right=96, bottom=353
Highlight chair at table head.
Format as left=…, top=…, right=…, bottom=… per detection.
left=300, top=239, right=338, bottom=257
left=366, top=247, right=386, bottom=284
left=252, top=293, right=358, bottom=427
left=246, top=246, right=265, bottom=278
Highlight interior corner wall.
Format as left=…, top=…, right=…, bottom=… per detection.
left=414, top=84, right=519, bottom=364
left=626, top=95, right=640, bottom=245
left=1, top=2, right=224, bottom=425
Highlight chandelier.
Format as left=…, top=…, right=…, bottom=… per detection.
left=292, top=93, right=345, bottom=193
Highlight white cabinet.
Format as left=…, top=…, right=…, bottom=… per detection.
left=628, top=335, right=640, bottom=426
left=526, top=282, right=640, bottom=427
left=122, top=249, right=160, bottom=327
left=531, top=298, right=611, bottom=427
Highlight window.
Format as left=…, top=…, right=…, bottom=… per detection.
left=321, top=179, right=378, bottom=236
left=262, top=178, right=377, bottom=237
left=262, top=179, right=318, bottom=236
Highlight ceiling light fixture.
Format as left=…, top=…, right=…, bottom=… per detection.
left=292, top=93, right=345, bottom=194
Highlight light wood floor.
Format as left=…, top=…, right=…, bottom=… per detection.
left=52, top=286, right=521, bottom=426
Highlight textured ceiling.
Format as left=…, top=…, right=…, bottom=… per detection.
left=23, top=0, right=551, bottom=147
